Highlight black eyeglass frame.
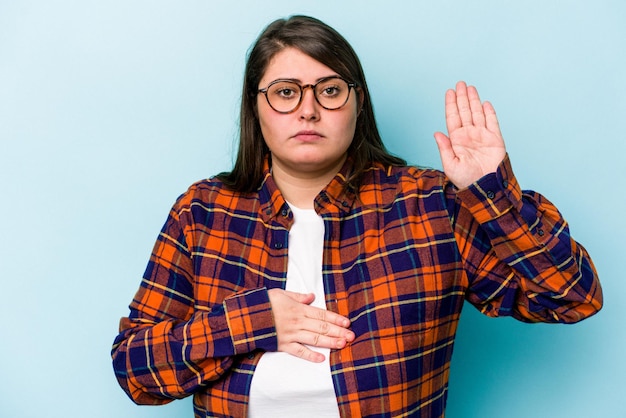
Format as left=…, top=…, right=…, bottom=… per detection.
left=257, top=76, right=358, bottom=114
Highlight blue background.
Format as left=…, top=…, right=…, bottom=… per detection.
left=1, top=1, right=624, bottom=417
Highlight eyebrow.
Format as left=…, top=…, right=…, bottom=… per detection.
left=268, top=75, right=341, bottom=84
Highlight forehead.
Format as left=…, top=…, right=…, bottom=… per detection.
left=260, top=47, right=338, bottom=85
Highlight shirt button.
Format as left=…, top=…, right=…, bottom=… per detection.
left=537, top=229, right=545, bottom=236
left=281, top=208, right=288, bottom=217
left=265, top=208, right=272, bottom=215
left=487, top=191, right=495, bottom=199
left=274, top=242, right=283, bottom=249
left=502, top=180, right=508, bottom=188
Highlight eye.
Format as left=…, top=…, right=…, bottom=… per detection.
left=269, top=82, right=300, bottom=100
left=277, top=88, right=296, bottom=98
left=317, top=80, right=345, bottom=98
left=322, top=86, right=340, bottom=96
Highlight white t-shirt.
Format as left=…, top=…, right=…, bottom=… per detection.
left=248, top=204, right=340, bottom=418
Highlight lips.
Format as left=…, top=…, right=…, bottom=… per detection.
left=293, top=130, right=323, bottom=140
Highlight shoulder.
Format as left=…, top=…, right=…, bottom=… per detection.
left=361, top=163, right=450, bottom=196
left=356, top=163, right=456, bottom=218
left=171, top=177, right=259, bottom=214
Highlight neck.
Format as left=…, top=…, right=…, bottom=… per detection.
left=271, top=158, right=345, bottom=209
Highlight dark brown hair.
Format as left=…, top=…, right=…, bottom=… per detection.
left=217, top=15, right=406, bottom=193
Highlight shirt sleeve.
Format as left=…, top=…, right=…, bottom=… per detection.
left=111, top=193, right=277, bottom=405
left=450, top=154, right=603, bottom=323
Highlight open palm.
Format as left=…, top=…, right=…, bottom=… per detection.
left=434, top=81, right=506, bottom=189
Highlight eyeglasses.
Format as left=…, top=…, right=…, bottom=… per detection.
left=258, top=77, right=357, bottom=114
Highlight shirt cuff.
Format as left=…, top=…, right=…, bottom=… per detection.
left=223, top=287, right=277, bottom=354
left=455, top=154, right=523, bottom=224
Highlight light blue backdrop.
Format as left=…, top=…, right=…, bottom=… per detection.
left=1, top=1, right=624, bottom=417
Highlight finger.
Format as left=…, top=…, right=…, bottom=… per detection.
left=281, top=330, right=349, bottom=362
left=309, top=305, right=352, bottom=329
left=290, top=307, right=355, bottom=346
left=285, top=342, right=326, bottom=363
left=444, top=89, right=461, bottom=134
left=455, top=81, right=473, bottom=127
left=316, top=315, right=355, bottom=342
left=307, top=332, right=350, bottom=350
left=467, top=85, right=485, bottom=127
left=300, top=316, right=355, bottom=343
left=483, top=101, right=502, bottom=135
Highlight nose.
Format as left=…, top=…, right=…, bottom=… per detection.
left=298, top=85, right=320, bottom=120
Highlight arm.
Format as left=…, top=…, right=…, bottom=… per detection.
left=111, top=201, right=277, bottom=404
left=450, top=156, right=602, bottom=322
left=435, top=81, right=602, bottom=321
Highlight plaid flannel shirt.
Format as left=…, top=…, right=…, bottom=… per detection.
left=112, top=154, right=602, bottom=417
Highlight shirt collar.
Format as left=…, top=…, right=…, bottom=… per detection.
left=257, top=155, right=357, bottom=222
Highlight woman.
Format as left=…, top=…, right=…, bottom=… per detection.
left=111, top=15, right=602, bottom=418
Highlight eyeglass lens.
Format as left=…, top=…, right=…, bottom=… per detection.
left=265, top=78, right=351, bottom=113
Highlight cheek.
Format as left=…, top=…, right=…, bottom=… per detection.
left=257, top=105, right=278, bottom=141
left=343, top=98, right=360, bottom=132
left=339, top=109, right=359, bottom=141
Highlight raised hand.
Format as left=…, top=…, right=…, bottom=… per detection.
left=433, top=81, right=506, bottom=189
left=268, top=289, right=355, bottom=363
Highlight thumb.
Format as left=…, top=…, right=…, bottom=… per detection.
left=283, top=290, right=315, bottom=305
left=433, top=132, right=455, bottom=164
left=435, top=132, right=454, bottom=159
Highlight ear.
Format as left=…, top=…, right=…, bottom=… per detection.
left=356, top=87, right=365, bottom=115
